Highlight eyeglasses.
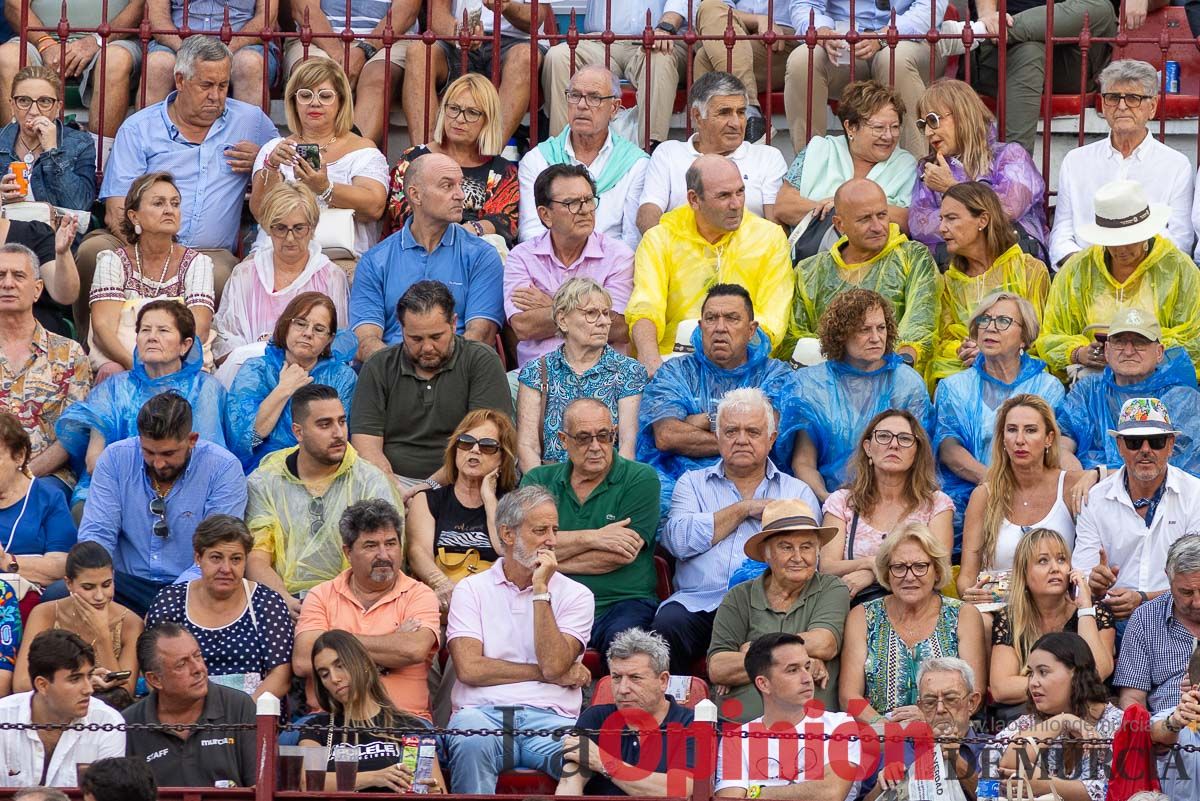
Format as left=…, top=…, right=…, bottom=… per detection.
left=547, top=195, right=599, bottom=214
left=309, top=495, right=326, bottom=537
left=574, top=305, right=611, bottom=324
left=149, top=496, right=169, bottom=539
left=565, top=90, right=617, bottom=108
left=270, top=222, right=313, bottom=239
left=1101, top=92, right=1151, bottom=108
left=871, top=430, right=916, bottom=448
left=861, top=120, right=901, bottom=137
left=295, top=88, right=338, bottom=105
left=12, top=95, right=57, bottom=111
left=563, top=429, right=615, bottom=447
left=455, top=434, right=501, bottom=455
left=290, top=317, right=332, bottom=337
left=444, top=103, right=484, bottom=122
left=915, top=111, right=951, bottom=132
left=1107, top=336, right=1153, bottom=352
left=1121, top=434, right=1170, bottom=451
left=888, top=561, right=932, bottom=579
left=975, top=314, right=1016, bottom=332
left=917, top=693, right=967, bottom=711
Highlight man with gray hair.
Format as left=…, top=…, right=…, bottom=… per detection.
left=14, top=789, right=71, bottom=801
left=444, top=485, right=595, bottom=794
left=1049, top=59, right=1194, bottom=267
left=556, top=628, right=698, bottom=796
left=653, top=386, right=820, bottom=674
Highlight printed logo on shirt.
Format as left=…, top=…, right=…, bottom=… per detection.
left=146, top=748, right=171, bottom=763
left=605, top=514, right=616, bottom=522
left=201, top=736, right=236, bottom=747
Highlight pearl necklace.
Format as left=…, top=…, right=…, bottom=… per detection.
left=134, top=241, right=174, bottom=286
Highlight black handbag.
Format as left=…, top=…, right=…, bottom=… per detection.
left=847, top=511, right=890, bottom=608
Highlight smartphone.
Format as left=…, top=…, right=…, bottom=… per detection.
left=295, top=143, right=321, bottom=171
left=1068, top=578, right=1078, bottom=601
left=105, top=671, right=132, bottom=682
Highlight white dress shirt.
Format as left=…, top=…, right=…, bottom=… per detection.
left=0, top=692, right=125, bottom=787
left=517, top=130, right=647, bottom=250
left=639, top=134, right=787, bottom=221
left=1073, top=465, right=1200, bottom=593
left=715, top=712, right=861, bottom=801
left=1048, top=132, right=1195, bottom=266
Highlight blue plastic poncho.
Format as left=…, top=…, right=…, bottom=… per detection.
left=777, top=353, right=932, bottom=492
left=636, top=326, right=794, bottom=510
left=932, top=353, right=1065, bottom=530
left=1058, top=346, right=1200, bottom=474
left=224, top=330, right=358, bottom=472
left=56, top=341, right=227, bottom=504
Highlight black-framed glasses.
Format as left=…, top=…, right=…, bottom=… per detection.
left=456, top=434, right=501, bottom=455
left=444, top=102, right=484, bottom=122
left=975, top=314, right=1016, bottom=332
left=563, top=429, right=615, bottom=447
left=12, top=95, right=56, bottom=111
left=1121, top=434, right=1170, bottom=451
left=1101, top=92, right=1151, bottom=109
left=270, top=222, right=313, bottom=239
left=149, top=496, right=169, bottom=539
left=309, top=495, right=325, bottom=536
left=295, top=88, right=338, bottom=105
left=290, top=317, right=331, bottom=337
left=565, top=90, right=617, bottom=108
left=871, top=430, right=916, bottom=448
left=888, top=561, right=932, bottom=579
left=547, top=195, right=599, bottom=214
left=915, top=111, right=951, bottom=132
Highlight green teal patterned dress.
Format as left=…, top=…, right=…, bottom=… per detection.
left=863, top=596, right=963, bottom=714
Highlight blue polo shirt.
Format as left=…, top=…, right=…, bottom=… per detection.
left=99, top=92, right=277, bottom=250
left=349, top=220, right=505, bottom=345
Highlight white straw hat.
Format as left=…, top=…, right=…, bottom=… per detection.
left=1078, top=180, right=1169, bottom=247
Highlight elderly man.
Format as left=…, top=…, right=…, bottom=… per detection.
left=123, top=623, right=257, bottom=787
left=522, top=399, right=660, bottom=656
left=652, top=388, right=820, bottom=674
left=1075, top=398, right=1200, bottom=622
left=1050, top=61, right=1194, bottom=267
left=543, top=0, right=687, bottom=150
left=1060, top=308, right=1200, bottom=475
left=638, top=283, right=794, bottom=511
left=505, top=163, right=634, bottom=368
left=0, top=244, right=90, bottom=503
left=246, top=384, right=402, bottom=618
left=350, top=153, right=504, bottom=362
left=708, top=499, right=848, bottom=719
left=443, top=485, right=595, bottom=794
left=518, top=65, right=647, bottom=249
left=294, top=499, right=439, bottom=717
left=788, top=178, right=935, bottom=366
left=637, top=72, right=787, bottom=232
left=556, top=628, right=697, bottom=797
left=627, top=155, right=791, bottom=378
left=350, top=280, right=512, bottom=486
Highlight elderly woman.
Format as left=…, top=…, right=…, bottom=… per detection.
left=251, top=60, right=388, bottom=265
left=840, top=521, right=986, bottom=725
left=145, top=514, right=294, bottom=701
left=908, top=80, right=1047, bottom=259
left=1038, top=179, right=1200, bottom=377
left=408, top=409, right=518, bottom=613
left=958, top=395, right=1086, bottom=601
left=775, top=80, right=917, bottom=234
left=708, top=499, right=849, bottom=720
left=515, top=277, right=648, bottom=472
left=819, top=410, right=954, bottom=603
left=928, top=182, right=1051, bottom=384
left=989, top=529, right=1115, bottom=706
left=996, top=632, right=1122, bottom=801
left=214, top=183, right=349, bottom=379
left=780, top=288, right=932, bottom=502
left=933, top=292, right=1067, bottom=527
left=387, top=74, right=518, bottom=251
left=224, top=292, right=357, bottom=472
left=88, top=172, right=214, bottom=379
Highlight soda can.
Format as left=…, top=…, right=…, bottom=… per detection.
left=1166, top=60, right=1181, bottom=94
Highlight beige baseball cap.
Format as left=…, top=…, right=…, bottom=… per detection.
left=1107, top=307, right=1161, bottom=342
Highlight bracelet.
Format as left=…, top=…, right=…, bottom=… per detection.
left=319, top=183, right=334, bottom=203
left=1138, top=590, right=1150, bottom=605
left=36, top=38, right=57, bottom=53
left=1166, top=712, right=1185, bottom=733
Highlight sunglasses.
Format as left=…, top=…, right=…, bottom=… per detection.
left=149, top=496, right=169, bottom=538
left=456, top=434, right=501, bottom=455
left=309, top=495, right=325, bottom=537
left=915, top=111, right=951, bottom=132
left=562, top=429, right=615, bottom=447
left=1121, top=434, right=1170, bottom=451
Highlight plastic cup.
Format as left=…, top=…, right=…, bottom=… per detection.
left=333, top=743, right=359, bottom=792
left=300, top=745, right=328, bottom=791
left=278, top=745, right=304, bottom=791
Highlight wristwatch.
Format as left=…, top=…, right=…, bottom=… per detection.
left=1166, top=713, right=1185, bottom=733
left=2, top=556, right=17, bottom=573
left=1076, top=606, right=1097, bottom=618
left=655, top=20, right=678, bottom=33
left=747, top=785, right=763, bottom=799
left=531, top=592, right=552, bottom=604
left=353, top=40, right=378, bottom=60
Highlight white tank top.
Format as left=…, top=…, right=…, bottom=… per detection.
left=992, top=471, right=1077, bottom=571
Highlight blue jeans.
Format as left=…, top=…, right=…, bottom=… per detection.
left=147, top=40, right=281, bottom=87
left=590, top=597, right=658, bottom=656
left=443, top=705, right=573, bottom=794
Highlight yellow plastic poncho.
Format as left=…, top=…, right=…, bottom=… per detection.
left=626, top=205, right=793, bottom=353
left=247, top=444, right=405, bottom=594
left=927, top=244, right=1050, bottom=385
left=1036, top=236, right=1200, bottom=375
left=786, top=224, right=938, bottom=364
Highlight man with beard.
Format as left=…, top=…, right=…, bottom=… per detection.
left=243, top=384, right=403, bottom=619
left=78, top=392, right=247, bottom=616
left=351, top=279, right=512, bottom=489
left=293, top=499, right=440, bottom=719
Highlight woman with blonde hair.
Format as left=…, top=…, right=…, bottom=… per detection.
left=387, top=74, right=519, bottom=251
left=908, top=80, right=1046, bottom=258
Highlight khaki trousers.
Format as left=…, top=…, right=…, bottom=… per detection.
left=692, top=0, right=794, bottom=104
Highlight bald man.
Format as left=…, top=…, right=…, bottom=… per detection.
left=521, top=398, right=661, bottom=656
left=350, top=152, right=505, bottom=362
left=626, top=155, right=793, bottom=377
left=782, top=178, right=937, bottom=367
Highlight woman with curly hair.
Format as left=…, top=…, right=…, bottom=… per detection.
left=778, top=288, right=932, bottom=501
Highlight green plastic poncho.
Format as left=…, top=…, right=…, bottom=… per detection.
left=927, top=245, right=1050, bottom=386
left=1036, top=236, right=1200, bottom=375
left=786, top=224, right=938, bottom=366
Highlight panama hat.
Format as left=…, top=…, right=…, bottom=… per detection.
left=743, top=499, right=838, bottom=562
left=1077, top=180, right=1169, bottom=247
left=1107, top=397, right=1182, bottom=438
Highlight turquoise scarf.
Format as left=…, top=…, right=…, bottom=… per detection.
left=537, top=126, right=646, bottom=195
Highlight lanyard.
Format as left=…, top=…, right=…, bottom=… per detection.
left=2, top=478, right=33, bottom=555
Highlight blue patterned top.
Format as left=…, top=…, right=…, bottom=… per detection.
left=863, top=596, right=963, bottom=714
left=518, top=345, right=648, bottom=464
left=0, top=580, right=21, bottom=674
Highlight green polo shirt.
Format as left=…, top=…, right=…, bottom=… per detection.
left=350, top=335, right=513, bottom=478
left=522, top=454, right=660, bottom=616
left=708, top=571, right=850, bottom=720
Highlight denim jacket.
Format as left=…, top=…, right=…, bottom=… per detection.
left=0, top=120, right=97, bottom=211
